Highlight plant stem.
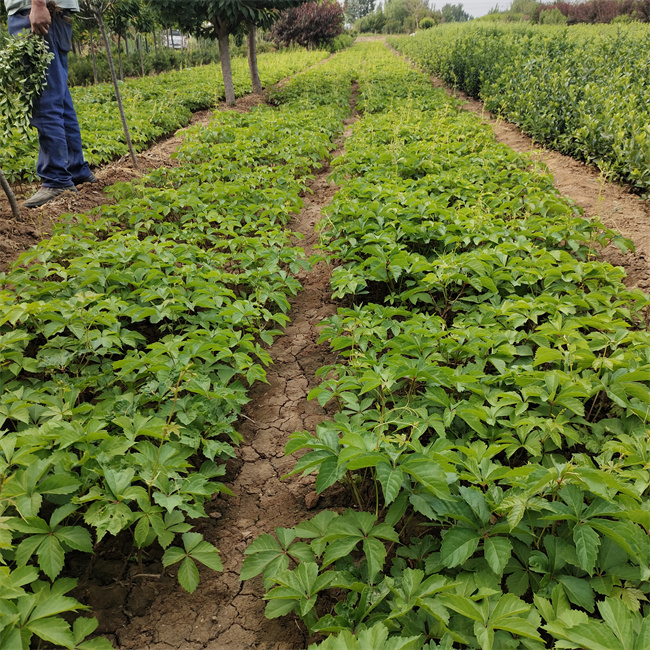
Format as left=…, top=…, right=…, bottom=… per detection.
left=0, top=167, right=21, bottom=220
left=95, top=7, right=138, bottom=169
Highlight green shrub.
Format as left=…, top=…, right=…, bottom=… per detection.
left=327, top=33, right=354, bottom=52
left=539, top=7, right=568, bottom=23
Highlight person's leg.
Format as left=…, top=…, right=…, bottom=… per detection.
left=8, top=10, right=76, bottom=188
left=59, top=59, right=93, bottom=183
left=52, top=13, right=92, bottom=184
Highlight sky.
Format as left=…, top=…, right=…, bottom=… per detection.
left=459, top=0, right=502, bottom=17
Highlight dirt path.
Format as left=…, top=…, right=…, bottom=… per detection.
left=72, top=98, right=360, bottom=650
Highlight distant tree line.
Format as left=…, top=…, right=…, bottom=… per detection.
left=354, top=0, right=471, bottom=34
left=1, top=1, right=346, bottom=91
left=534, top=0, right=650, bottom=23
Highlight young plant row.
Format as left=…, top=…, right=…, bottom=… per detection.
left=390, top=23, right=650, bottom=196
left=0, top=46, right=361, bottom=649
left=0, top=48, right=327, bottom=184
left=243, top=42, right=650, bottom=650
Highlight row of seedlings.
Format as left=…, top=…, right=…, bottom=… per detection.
left=1, top=48, right=328, bottom=183
left=244, top=42, right=650, bottom=650
left=0, top=46, right=360, bottom=650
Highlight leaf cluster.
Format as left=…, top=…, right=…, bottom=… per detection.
left=0, top=32, right=53, bottom=139
left=245, top=42, right=650, bottom=650
left=0, top=48, right=345, bottom=647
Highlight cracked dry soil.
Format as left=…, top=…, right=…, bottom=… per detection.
left=69, top=106, right=360, bottom=650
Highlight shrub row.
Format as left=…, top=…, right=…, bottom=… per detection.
left=390, top=23, right=650, bottom=196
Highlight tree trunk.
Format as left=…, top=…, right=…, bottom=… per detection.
left=125, top=32, right=129, bottom=57
left=96, top=10, right=138, bottom=168
left=152, top=29, right=157, bottom=53
left=90, top=28, right=98, bottom=84
left=144, top=34, right=149, bottom=54
left=217, top=20, right=235, bottom=106
left=246, top=22, right=262, bottom=95
left=117, top=33, right=124, bottom=81
left=0, top=167, right=21, bottom=221
left=138, top=34, right=144, bottom=76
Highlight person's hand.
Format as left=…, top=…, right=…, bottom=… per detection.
left=30, top=2, right=51, bottom=36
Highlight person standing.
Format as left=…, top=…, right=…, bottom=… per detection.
left=5, top=0, right=96, bottom=208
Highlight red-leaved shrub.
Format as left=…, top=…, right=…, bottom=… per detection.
left=272, top=0, right=345, bottom=48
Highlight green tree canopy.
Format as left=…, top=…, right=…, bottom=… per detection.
left=441, top=2, right=471, bottom=21
left=346, top=0, right=375, bottom=22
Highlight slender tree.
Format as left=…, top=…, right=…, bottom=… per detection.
left=0, top=168, right=20, bottom=220
left=79, top=0, right=138, bottom=168
left=246, top=1, right=307, bottom=96
left=155, top=1, right=306, bottom=106
left=134, top=4, right=155, bottom=76
left=345, top=0, right=376, bottom=22
left=107, top=0, right=141, bottom=80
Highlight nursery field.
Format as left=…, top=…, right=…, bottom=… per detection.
left=1, top=40, right=650, bottom=650
left=0, top=48, right=327, bottom=184
left=390, top=23, right=650, bottom=196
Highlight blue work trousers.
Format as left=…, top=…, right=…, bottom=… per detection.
left=8, top=9, right=91, bottom=188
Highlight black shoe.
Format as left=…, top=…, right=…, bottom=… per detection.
left=23, top=186, right=78, bottom=208
left=75, top=173, right=98, bottom=185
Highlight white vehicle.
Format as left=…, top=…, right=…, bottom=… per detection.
left=163, top=30, right=187, bottom=49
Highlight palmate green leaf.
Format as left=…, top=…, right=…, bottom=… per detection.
left=241, top=533, right=283, bottom=580
left=315, top=456, right=345, bottom=494
left=473, top=622, right=494, bottom=650
left=401, top=455, right=450, bottom=499
left=241, top=549, right=289, bottom=581
left=72, top=617, right=99, bottom=644
left=265, top=597, right=297, bottom=619
left=634, top=617, right=650, bottom=650
left=598, top=598, right=635, bottom=650
left=545, top=619, right=624, bottom=650
left=27, top=617, right=75, bottom=647
left=439, top=593, right=485, bottom=622
left=363, top=537, right=386, bottom=584
left=189, top=541, right=223, bottom=572
left=557, top=575, right=595, bottom=613
left=56, top=526, right=93, bottom=554
left=37, top=535, right=65, bottom=581
left=177, top=557, right=200, bottom=594
left=573, top=523, right=600, bottom=575
left=440, top=528, right=480, bottom=568
left=78, top=638, right=115, bottom=650
left=533, top=347, right=563, bottom=366
left=490, top=594, right=541, bottom=641
left=323, top=536, right=361, bottom=568
left=484, top=536, right=512, bottom=576
left=376, top=461, right=403, bottom=505
left=307, top=622, right=422, bottom=650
